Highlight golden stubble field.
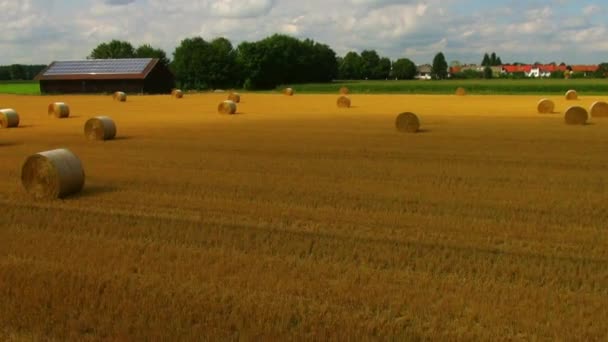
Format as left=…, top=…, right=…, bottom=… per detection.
left=1, top=92, right=608, bottom=340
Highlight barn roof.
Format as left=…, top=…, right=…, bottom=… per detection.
left=35, top=58, right=159, bottom=81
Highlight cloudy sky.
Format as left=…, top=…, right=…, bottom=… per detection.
left=1, top=0, right=606, bottom=65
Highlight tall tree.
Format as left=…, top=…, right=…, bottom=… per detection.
left=495, top=56, right=503, bottom=66
left=391, top=58, right=417, bottom=80
left=135, top=44, right=170, bottom=66
left=89, top=40, right=135, bottom=59
left=481, top=53, right=491, bottom=67
left=377, top=57, right=391, bottom=79
left=490, top=52, right=497, bottom=66
left=338, top=52, right=363, bottom=80
left=431, top=52, right=448, bottom=80
left=483, top=66, right=493, bottom=79
left=172, top=37, right=213, bottom=89
left=360, top=50, right=381, bottom=79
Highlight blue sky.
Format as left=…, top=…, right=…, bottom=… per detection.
left=1, top=0, right=606, bottom=65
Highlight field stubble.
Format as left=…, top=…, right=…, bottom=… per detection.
left=1, top=93, right=608, bottom=339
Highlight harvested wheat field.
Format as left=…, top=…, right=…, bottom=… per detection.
left=1, top=93, right=608, bottom=340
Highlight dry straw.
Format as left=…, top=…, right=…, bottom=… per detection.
left=589, top=101, right=608, bottom=118
left=337, top=96, right=351, bottom=108
left=284, top=87, right=294, bottom=96
left=395, top=112, right=420, bottom=133
left=228, top=92, right=241, bottom=103
left=113, top=91, right=127, bottom=102
left=0, top=108, right=19, bottom=128
left=218, top=100, right=237, bottom=114
left=455, top=87, right=466, bottom=96
left=48, top=102, right=70, bottom=118
left=537, top=98, right=555, bottom=114
left=84, top=116, right=116, bottom=140
left=339, top=87, right=349, bottom=95
left=21, top=148, right=85, bottom=199
left=171, top=89, right=184, bottom=99
left=564, top=106, right=588, bottom=125
left=565, top=89, right=578, bottom=100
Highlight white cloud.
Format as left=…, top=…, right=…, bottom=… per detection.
left=0, top=0, right=607, bottom=65
left=209, top=0, right=275, bottom=18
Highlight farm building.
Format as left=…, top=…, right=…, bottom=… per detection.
left=34, top=58, right=175, bottom=94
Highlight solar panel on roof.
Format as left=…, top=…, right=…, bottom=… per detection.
left=43, top=58, right=153, bottom=76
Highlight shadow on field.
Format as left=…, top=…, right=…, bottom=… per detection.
left=0, top=141, right=21, bottom=147
left=65, top=115, right=82, bottom=119
left=16, top=124, right=35, bottom=128
left=113, top=136, right=135, bottom=141
left=74, top=185, right=118, bottom=198
left=417, top=129, right=432, bottom=133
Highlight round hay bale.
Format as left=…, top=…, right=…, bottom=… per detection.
left=113, top=91, right=127, bottom=102
left=218, top=100, right=237, bottom=114
left=84, top=116, right=116, bottom=141
left=0, top=108, right=19, bottom=128
left=284, top=88, right=294, bottom=96
left=171, top=89, right=184, bottom=99
left=564, top=106, right=588, bottom=125
left=565, top=89, right=578, bottom=100
left=337, top=96, right=351, bottom=108
left=21, top=148, right=85, bottom=199
left=455, top=87, right=466, bottom=96
left=48, top=102, right=70, bottom=118
left=339, top=87, right=349, bottom=95
left=228, top=92, right=241, bottom=103
left=395, top=112, right=420, bottom=133
left=590, top=101, right=608, bottom=118
left=537, top=98, right=555, bottom=114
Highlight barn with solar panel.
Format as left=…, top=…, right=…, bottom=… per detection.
left=34, top=58, right=175, bottom=94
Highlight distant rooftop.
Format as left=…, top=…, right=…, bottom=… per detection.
left=35, top=58, right=158, bottom=80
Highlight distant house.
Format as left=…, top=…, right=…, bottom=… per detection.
left=415, top=64, right=432, bottom=80
left=501, top=64, right=598, bottom=78
left=34, top=58, right=175, bottom=94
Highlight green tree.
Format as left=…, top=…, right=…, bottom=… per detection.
left=377, top=57, right=391, bottom=79
left=135, top=44, right=170, bottom=66
left=338, top=52, right=363, bottom=79
left=207, top=37, right=238, bottom=88
left=9, top=64, right=25, bottom=80
left=391, top=58, right=417, bottom=79
left=172, top=37, right=213, bottom=89
left=89, top=40, right=135, bottom=59
left=595, top=63, right=608, bottom=78
left=483, top=66, right=493, bottom=79
left=482, top=53, right=490, bottom=67
left=490, top=52, right=497, bottom=66
left=431, top=52, right=448, bottom=80
left=495, top=57, right=503, bottom=66
left=360, top=50, right=381, bottom=79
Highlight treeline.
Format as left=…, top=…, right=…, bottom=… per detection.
left=0, top=64, right=47, bottom=80
left=88, top=36, right=420, bottom=90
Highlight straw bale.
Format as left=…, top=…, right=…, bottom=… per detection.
left=48, top=102, right=70, bottom=118
left=284, top=88, right=294, bottom=96
left=228, top=92, right=241, bottom=103
left=337, top=96, right=351, bottom=108
left=395, top=112, right=420, bottom=133
left=172, top=89, right=184, bottom=99
left=565, top=90, right=578, bottom=100
left=0, top=108, right=19, bottom=128
left=590, top=101, right=608, bottom=118
left=455, top=87, right=466, bottom=96
left=537, top=98, right=555, bottom=114
left=564, top=106, right=588, bottom=125
left=113, top=91, right=127, bottom=102
left=21, top=148, right=85, bottom=199
left=218, top=100, right=237, bottom=114
left=84, top=116, right=116, bottom=140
